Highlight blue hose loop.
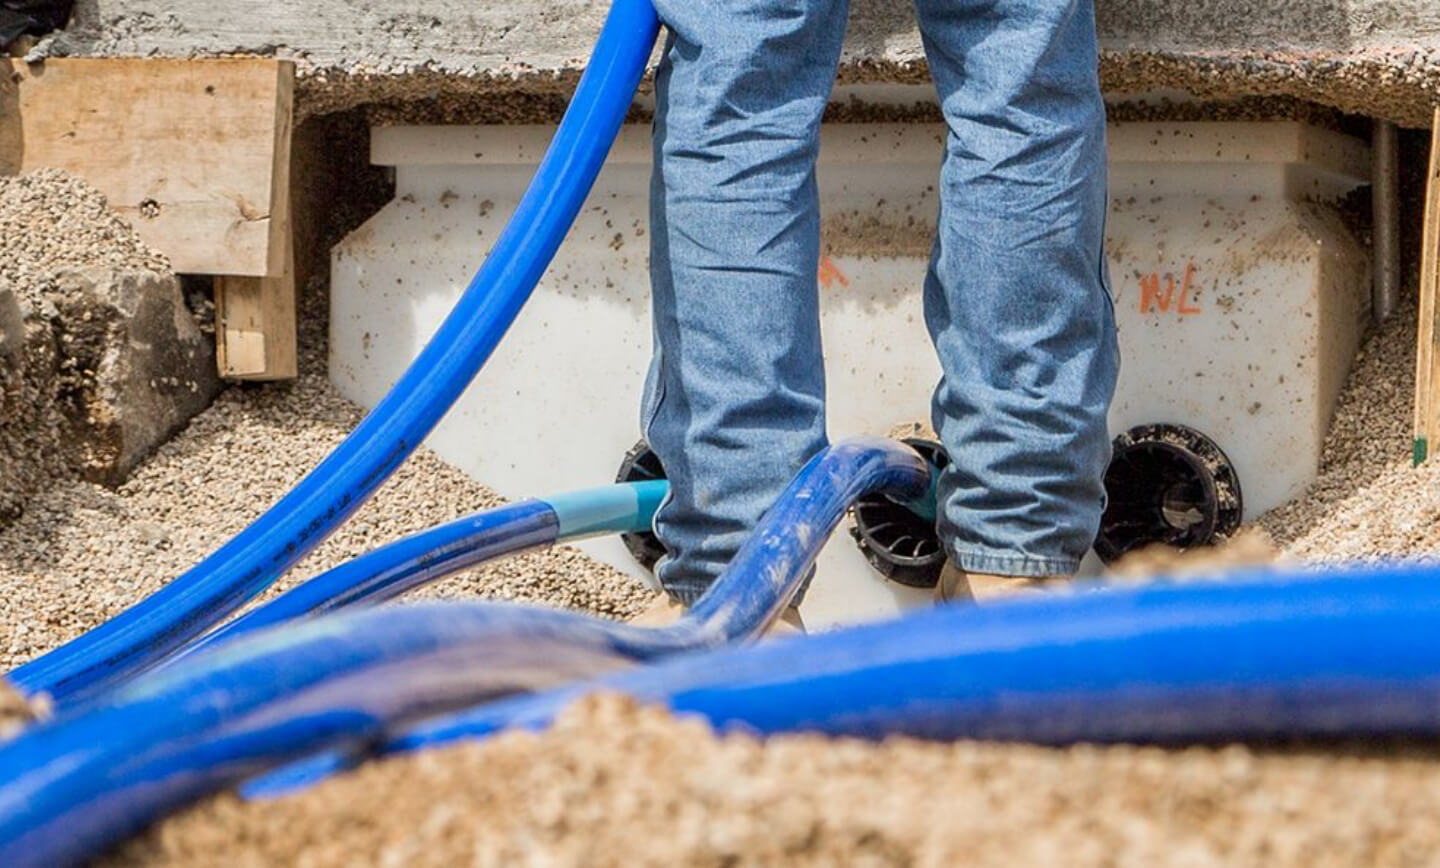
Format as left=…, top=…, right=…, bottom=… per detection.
left=392, top=564, right=1440, bottom=750
left=678, top=438, right=929, bottom=643
left=181, top=481, right=669, bottom=658
left=0, top=439, right=929, bottom=867
left=234, top=436, right=928, bottom=796
left=7, top=0, right=663, bottom=706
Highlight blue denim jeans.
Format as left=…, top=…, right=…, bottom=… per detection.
left=644, top=0, right=1119, bottom=604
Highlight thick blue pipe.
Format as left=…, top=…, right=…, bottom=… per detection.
left=183, top=481, right=667, bottom=657
left=0, top=606, right=639, bottom=868
left=392, top=564, right=1440, bottom=748
left=0, top=439, right=928, bottom=868
left=6, top=0, right=662, bottom=706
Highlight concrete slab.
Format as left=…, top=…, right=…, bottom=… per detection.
left=42, top=1, right=1440, bottom=126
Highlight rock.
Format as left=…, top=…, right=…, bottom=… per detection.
left=0, top=170, right=221, bottom=519
left=49, top=268, right=222, bottom=484
left=0, top=293, right=66, bottom=523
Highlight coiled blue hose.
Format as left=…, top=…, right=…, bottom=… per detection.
left=0, top=439, right=929, bottom=868
left=7, top=0, right=663, bottom=706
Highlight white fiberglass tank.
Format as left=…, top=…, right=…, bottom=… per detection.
left=331, top=119, right=1370, bottom=628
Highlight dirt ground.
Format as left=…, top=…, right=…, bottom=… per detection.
left=103, top=694, right=1440, bottom=868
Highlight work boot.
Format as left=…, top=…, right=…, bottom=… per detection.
left=630, top=593, right=805, bottom=637
left=769, top=606, right=806, bottom=637
left=934, top=562, right=1065, bottom=604
left=630, top=593, right=686, bottom=627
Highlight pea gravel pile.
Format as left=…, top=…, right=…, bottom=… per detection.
left=0, top=289, right=654, bottom=673
left=0, top=169, right=171, bottom=304
left=1257, top=315, right=1440, bottom=563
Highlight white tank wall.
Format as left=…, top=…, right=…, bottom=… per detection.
left=1104, top=123, right=1372, bottom=515
left=331, top=121, right=1370, bottom=628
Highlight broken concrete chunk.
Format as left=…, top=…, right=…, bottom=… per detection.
left=50, top=267, right=223, bottom=485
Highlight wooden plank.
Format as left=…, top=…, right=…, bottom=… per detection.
left=215, top=82, right=296, bottom=382
left=0, top=57, right=293, bottom=277
left=214, top=234, right=297, bottom=380
left=1414, top=107, right=1440, bottom=464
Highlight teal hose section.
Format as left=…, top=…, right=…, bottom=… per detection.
left=548, top=479, right=669, bottom=539
left=7, top=0, right=662, bottom=706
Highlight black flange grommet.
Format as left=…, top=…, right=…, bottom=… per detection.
left=615, top=439, right=667, bottom=571
left=849, top=438, right=947, bottom=589
left=1095, top=423, right=1243, bottom=564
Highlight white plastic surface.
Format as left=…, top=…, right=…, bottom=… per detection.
left=332, top=121, right=1370, bottom=628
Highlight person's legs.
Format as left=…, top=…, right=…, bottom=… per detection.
left=644, top=0, right=850, bottom=606
left=913, top=0, right=1119, bottom=591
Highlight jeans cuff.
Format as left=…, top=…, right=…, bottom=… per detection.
left=660, top=565, right=816, bottom=608
left=661, top=581, right=711, bottom=607
left=946, top=547, right=1081, bottom=579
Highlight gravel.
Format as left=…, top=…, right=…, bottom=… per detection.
left=0, top=371, right=654, bottom=672
left=106, top=693, right=1440, bottom=868
left=1257, top=315, right=1440, bottom=563
left=0, top=280, right=654, bottom=673
left=1098, top=47, right=1440, bottom=130
left=0, top=169, right=171, bottom=305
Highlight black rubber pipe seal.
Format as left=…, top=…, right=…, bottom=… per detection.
left=1095, top=423, right=1242, bottom=564
left=615, top=439, right=667, bottom=571
left=850, top=438, right=947, bottom=589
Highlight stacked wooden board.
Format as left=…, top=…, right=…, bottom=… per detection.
left=0, top=57, right=296, bottom=380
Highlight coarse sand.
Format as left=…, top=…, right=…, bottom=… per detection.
left=104, top=693, right=1440, bottom=868
left=0, top=680, right=38, bottom=739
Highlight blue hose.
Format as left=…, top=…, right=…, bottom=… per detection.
left=181, top=481, right=667, bottom=657
left=6, top=0, right=662, bottom=706
left=0, top=439, right=928, bottom=868
left=388, top=565, right=1440, bottom=750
